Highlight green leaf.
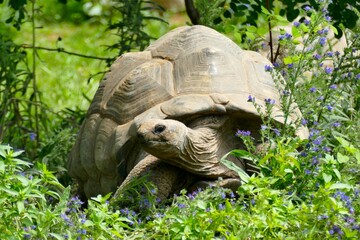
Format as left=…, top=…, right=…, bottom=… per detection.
left=220, top=153, right=250, bottom=184
left=246, top=25, right=257, bottom=33
left=337, top=152, right=349, bottom=163
left=196, top=200, right=207, bottom=210
left=245, top=32, right=255, bottom=40
left=322, top=173, right=332, bottom=183
left=0, top=187, right=19, bottom=196
left=257, top=27, right=268, bottom=36
left=283, top=56, right=293, bottom=64
left=261, top=6, right=270, bottom=15
left=329, top=183, right=352, bottom=190
left=333, top=169, right=341, bottom=181
left=330, top=25, right=338, bottom=35
left=17, top=201, right=24, bottom=213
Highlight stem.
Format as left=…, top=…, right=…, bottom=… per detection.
left=265, top=0, right=274, bottom=63
left=21, top=45, right=113, bottom=62
left=316, top=37, right=359, bottom=122
left=185, top=0, right=200, bottom=25
left=31, top=0, right=40, bottom=145
left=281, top=14, right=324, bottom=133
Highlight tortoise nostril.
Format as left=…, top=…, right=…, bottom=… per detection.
left=153, top=124, right=166, bottom=134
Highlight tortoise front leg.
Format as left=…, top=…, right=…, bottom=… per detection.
left=113, top=155, right=196, bottom=203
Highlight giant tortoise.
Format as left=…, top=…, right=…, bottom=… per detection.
left=68, top=25, right=308, bottom=201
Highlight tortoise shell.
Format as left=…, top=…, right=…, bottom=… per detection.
left=68, top=25, right=307, bottom=199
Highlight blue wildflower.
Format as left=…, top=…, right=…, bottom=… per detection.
left=24, top=234, right=31, bottom=239
left=313, top=53, right=321, bottom=60
left=285, top=33, right=292, bottom=39
left=247, top=95, right=255, bottom=102
left=326, top=105, right=333, bottom=111
left=178, top=203, right=186, bottom=209
left=309, top=87, right=317, bottom=93
left=287, top=63, right=294, bottom=68
left=282, top=90, right=290, bottom=95
left=29, top=132, right=36, bottom=141
left=261, top=125, right=267, bottom=130
left=304, top=6, right=312, bottom=11
left=326, top=51, right=333, bottom=57
left=319, top=37, right=327, bottom=46
left=236, top=130, right=251, bottom=137
left=293, top=21, right=300, bottom=27
left=329, top=84, right=337, bottom=89
left=332, top=122, right=341, bottom=127
left=313, top=136, right=324, bottom=145
left=317, top=29, right=325, bottom=35
left=304, top=19, right=311, bottom=25
left=273, top=128, right=280, bottom=136
left=265, top=65, right=273, bottom=72
left=325, top=66, right=333, bottom=74
left=356, top=73, right=360, bottom=79
left=264, top=98, right=275, bottom=105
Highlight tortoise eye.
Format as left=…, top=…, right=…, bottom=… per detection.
left=153, top=124, right=166, bottom=134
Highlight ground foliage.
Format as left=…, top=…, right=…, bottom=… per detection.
left=0, top=0, right=360, bottom=239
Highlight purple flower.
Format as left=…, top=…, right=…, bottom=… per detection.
left=264, top=98, right=275, bottom=105
left=279, top=35, right=285, bottom=40
left=24, top=234, right=31, bottom=239
left=325, top=15, right=331, bottom=21
left=301, top=119, right=308, bottom=125
left=273, top=62, right=280, bottom=68
left=265, top=65, right=273, bottom=72
left=313, top=53, right=321, bottom=60
left=273, top=128, right=280, bottom=136
left=261, top=125, right=267, bottom=130
left=305, top=169, right=311, bottom=175
left=287, top=63, right=294, bottom=68
left=326, top=51, right=333, bottom=57
left=285, top=33, right=292, bottom=39
left=313, top=136, right=324, bottom=145
left=329, top=84, right=337, bottom=89
left=218, top=203, right=225, bottom=210
left=327, top=105, right=333, bottom=111
left=293, top=21, right=300, bottom=27
left=304, top=6, right=312, bottom=11
left=319, top=37, right=327, bottom=46
left=356, top=73, right=360, bottom=79
left=325, top=66, right=333, bottom=74
left=29, top=132, right=36, bottom=141
left=309, top=87, right=317, bottom=93
left=317, top=29, right=325, bottom=35
left=282, top=90, right=290, bottom=95
left=178, top=203, right=186, bottom=209
left=236, top=130, right=251, bottom=137
left=317, top=96, right=324, bottom=101
left=304, top=19, right=311, bottom=25
left=247, top=95, right=255, bottom=102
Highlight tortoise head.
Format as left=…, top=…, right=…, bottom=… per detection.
left=136, top=119, right=188, bottom=159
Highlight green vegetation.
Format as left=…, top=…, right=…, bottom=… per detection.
left=0, top=0, right=359, bottom=239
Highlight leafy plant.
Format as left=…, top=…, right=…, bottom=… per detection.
left=107, top=0, right=167, bottom=57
